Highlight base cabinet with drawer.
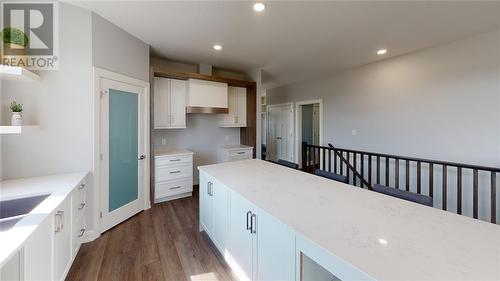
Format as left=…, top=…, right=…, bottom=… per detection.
left=154, top=149, right=194, bottom=203
left=199, top=171, right=294, bottom=281
left=217, top=145, right=253, bottom=163
left=0, top=175, right=88, bottom=281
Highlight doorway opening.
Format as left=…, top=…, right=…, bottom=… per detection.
left=296, top=100, right=323, bottom=169
left=266, top=103, right=294, bottom=162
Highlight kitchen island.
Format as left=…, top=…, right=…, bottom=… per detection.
left=199, top=159, right=500, bottom=281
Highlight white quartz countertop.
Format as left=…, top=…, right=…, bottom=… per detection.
left=0, top=172, right=88, bottom=267
left=199, top=159, right=500, bottom=281
left=155, top=148, right=194, bottom=157
left=218, top=144, right=253, bottom=150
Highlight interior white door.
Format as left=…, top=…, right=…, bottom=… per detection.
left=267, top=104, right=294, bottom=162
left=100, top=78, right=146, bottom=232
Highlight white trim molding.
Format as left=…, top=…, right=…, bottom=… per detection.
left=295, top=99, right=323, bottom=168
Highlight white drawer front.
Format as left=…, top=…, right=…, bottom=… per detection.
left=155, top=179, right=193, bottom=199
left=228, top=155, right=252, bottom=162
left=155, top=155, right=192, bottom=167
left=228, top=149, right=252, bottom=158
left=72, top=215, right=85, bottom=256
left=155, top=164, right=192, bottom=182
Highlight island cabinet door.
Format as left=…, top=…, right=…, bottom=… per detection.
left=211, top=179, right=229, bottom=255
left=255, top=208, right=295, bottom=281
left=24, top=214, right=53, bottom=281
left=199, top=172, right=213, bottom=236
left=229, top=191, right=255, bottom=281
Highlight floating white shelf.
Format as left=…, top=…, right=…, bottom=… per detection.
left=0, top=65, right=41, bottom=83
left=0, top=125, right=39, bottom=135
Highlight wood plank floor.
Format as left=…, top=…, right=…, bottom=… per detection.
left=66, top=192, right=237, bottom=281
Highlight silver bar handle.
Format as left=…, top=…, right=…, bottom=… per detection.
left=78, top=183, right=86, bottom=190
left=78, top=228, right=85, bottom=238
left=251, top=214, right=257, bottom=234
left=78, top=203, right=86, bottom=210
left=246, top=211, right=252, bottom=231
left=170, top=186, right=181, bottom=190
left=170, top=170, right=181, bottom=174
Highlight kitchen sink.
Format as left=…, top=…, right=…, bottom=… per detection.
left=0, top=194, right=50, bottom=231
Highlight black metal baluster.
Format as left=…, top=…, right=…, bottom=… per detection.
left=491, top=172, right=496, bottom=224
left=322, top=148, right=326, bottom=171
left=353, top=153, right=357, bottom=186
left=376, top=156, right=380, bottom=184
left=346, top=152, right=350, bottom=183
left=395, top=159, right=400, bottom=189
left=340, top=151, right=344, bottom=175
left=368, top=155, right=372, bottom=188
left=385, top=157, right=390, bottom=186
left=443, top=165, right=447, bottom=210
left=457, top=167, right=462, bottom=215
left=406, top=160, right=410, bottom=192
left=334, top=150, right=337, bottom=173
left=429, top=163, right=434, bottom=198
left=361, top=154, right=365, bottom=188
left=417, top=161, right=422, bottom=194
left=473, top=169, right=478, bottom=219
left=328, top=149, right=331, bottom=172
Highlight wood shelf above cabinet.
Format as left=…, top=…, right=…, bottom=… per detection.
left=0, top=66, right=41, bottom=83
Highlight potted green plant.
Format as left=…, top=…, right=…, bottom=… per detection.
left=10, top=101, right=23, bottom=126
left=0, top=27, right=29, bottom=65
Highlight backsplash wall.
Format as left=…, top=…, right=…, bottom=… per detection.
left=153, top=114, right=240, bottom=182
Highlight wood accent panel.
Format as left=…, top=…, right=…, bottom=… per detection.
left=66, top=192, right=236, bottom=281
left=240, top=84, right=257, bottom=157
left=152, top=66, right=256, bottom=88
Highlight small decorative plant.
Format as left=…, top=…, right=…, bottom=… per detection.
left=10, top=101, right=23, bottom=126
left=10, top=101, right=23, bottom=113
left=1, top=27, right=29, bottom=47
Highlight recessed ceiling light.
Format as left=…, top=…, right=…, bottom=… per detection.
left=253, top=2, right=266, bottom=12
left=378, top=238, right=388, bottom=245
left=377, top=49, right=387, bottom=55
left=213, top=44, right=222, bottom=51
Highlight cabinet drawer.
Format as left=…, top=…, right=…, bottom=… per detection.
left=72, top=187, right=86, bottom=220
left=155, top=155, right=192, bottom=167
left=228, top=155, right=251, bottom=162
left=155, top=179, right=193, bottom=199
left=228, top=149, right=252, bottom=158
left=155, top=164, right=192, bottom=182
left=72, top=215, right=86, bottom=256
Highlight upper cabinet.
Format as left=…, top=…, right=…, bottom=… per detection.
left=186, top=79, right=228, bottom=113
left=220, top=86, right=247, bottom=127
left=154, top=77, right=187, bottom=129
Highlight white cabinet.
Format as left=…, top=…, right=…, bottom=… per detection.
left=199, top=172, right=229, bottom=255
left=54, top=197, right=71, bottom=281
left=220, top=86, right=247, bottom=127
left=154, top=149, right=194, bottom=203
left=217, top=145, right=253, bottom=163
left=186, top=79, right=228, bottom=111
left=24, top=215, right=53, bottom=281
left=154, top=77, right=186, bottom=129
left=71, top=182, right=86, bottom=258
left=0, top=251, right=22, bottom=281
left=200, top=172, right=294, bottom=281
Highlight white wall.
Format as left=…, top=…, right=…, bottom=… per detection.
left=1, top=3, right=93, bottom=179
left=267, top=29, right=500, bottom=223
left=267, top=29, right=500, bottom=167
left=153, top=115, right=240, bottom=182
left=92, top=13, right=150, bottom=81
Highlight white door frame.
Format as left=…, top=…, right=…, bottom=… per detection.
left=295, top=99, right=323, bottom=169
left=92, top=67, right=150, bottom=238
left=266, top=102, right=294, bottom=162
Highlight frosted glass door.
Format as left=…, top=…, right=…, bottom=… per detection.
left=109, top=89, right=139, bottom=211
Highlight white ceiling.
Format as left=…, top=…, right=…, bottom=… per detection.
left=71, top=1, right=500, bottom=88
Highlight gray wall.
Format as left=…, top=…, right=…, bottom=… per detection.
left=92, top=13, right=150, bottom=81
left=267, top=29, right=500, bottom=222
left=268, top=29, right=500, bottom=167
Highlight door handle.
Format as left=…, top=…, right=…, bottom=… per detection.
left=251, top=214, right=257, bottom=234
left=138, top=155, right=146, bottom=160
left=276, top=137, right=282, bottom=140
left=246, top=211, right=252, bottom=231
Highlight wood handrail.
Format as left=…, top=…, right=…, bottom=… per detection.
left=327, top=143, right=372, bottom=190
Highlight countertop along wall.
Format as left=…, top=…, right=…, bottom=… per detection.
left=266, top=29, right=500, bottom=222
